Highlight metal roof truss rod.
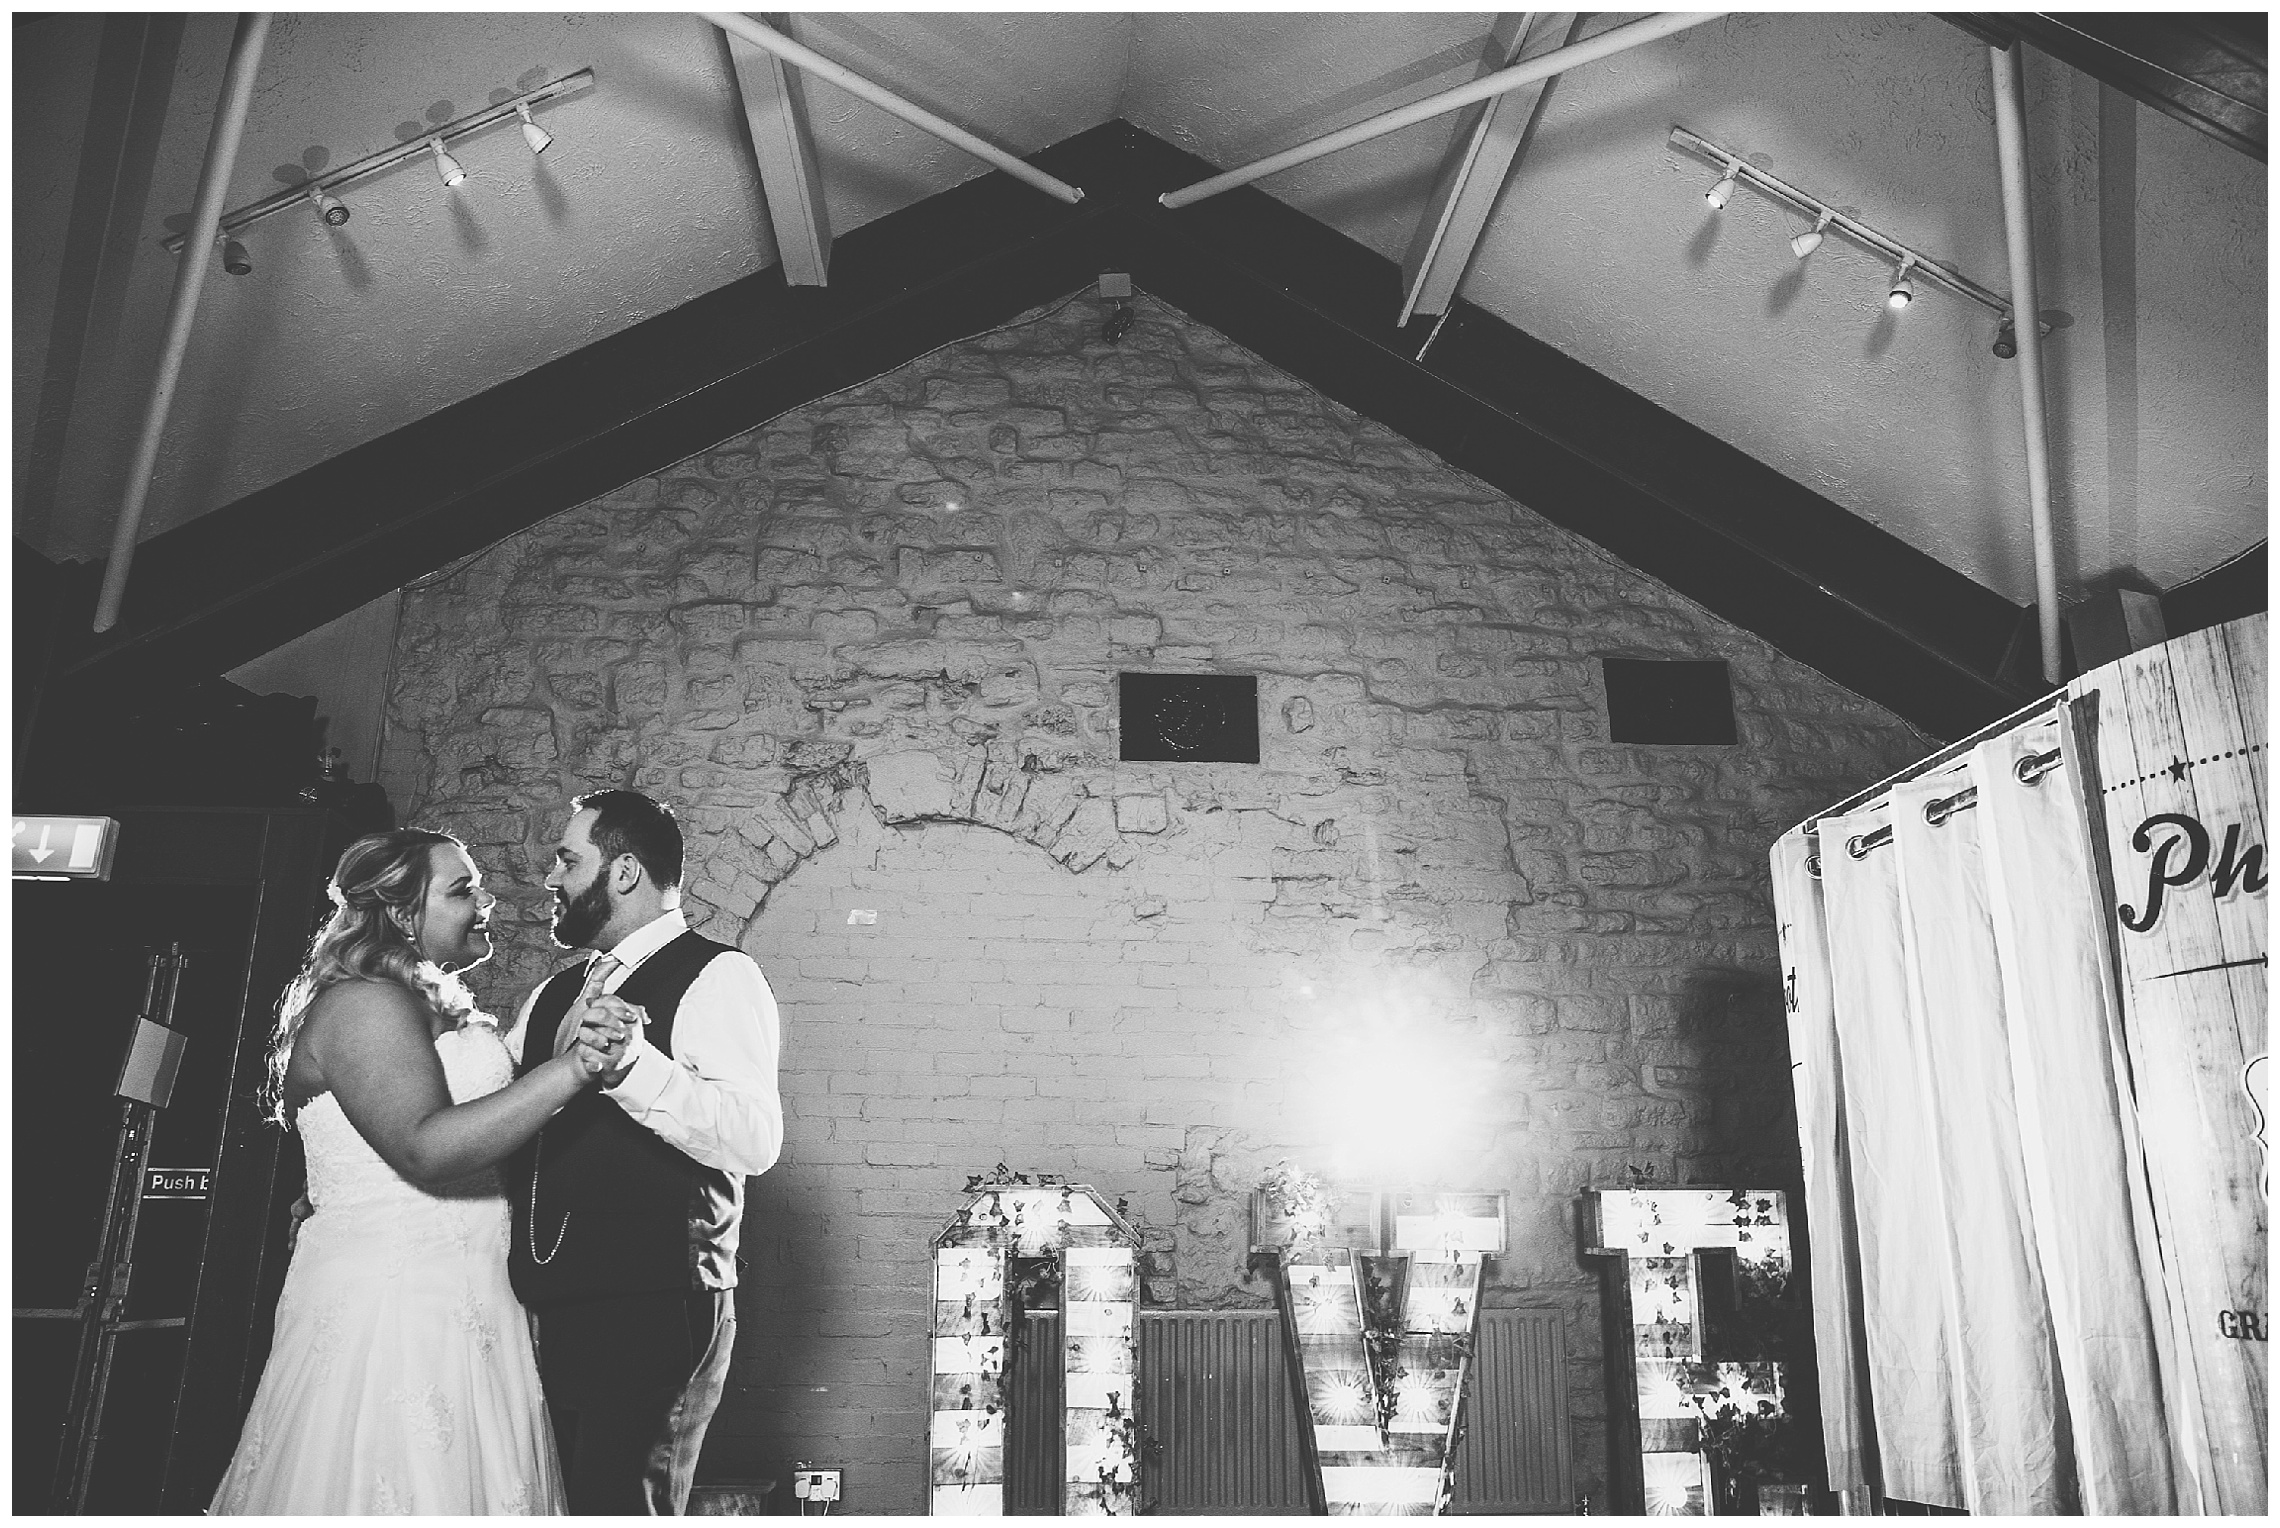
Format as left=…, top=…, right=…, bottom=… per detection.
left=96, top=12, right=272, bottom=634
left=700, top=13, right=1083, bottom=205
left=1159, top=11, right=1728, bottom=209
left=1990, top=44, right=2064, bottom=685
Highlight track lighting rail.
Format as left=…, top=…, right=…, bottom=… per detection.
left=158, top=67, right=596, bottom=253
left=1668, top=125, right=2011, bottom=318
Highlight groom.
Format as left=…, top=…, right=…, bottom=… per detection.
left=506, top=789, right=784, bottom=1514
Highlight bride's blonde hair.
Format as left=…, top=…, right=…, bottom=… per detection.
left=263, top=829, right=481, bottom=1125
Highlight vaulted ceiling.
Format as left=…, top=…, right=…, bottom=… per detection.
left=14, top=12, right=2268, bottom=738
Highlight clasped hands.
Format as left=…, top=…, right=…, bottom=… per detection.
left=555, top=994, right=648, bottom=1087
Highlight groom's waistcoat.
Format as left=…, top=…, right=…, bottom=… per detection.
left=508, top=931, right=742, bottom=1305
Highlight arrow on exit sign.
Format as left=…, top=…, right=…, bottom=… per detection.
left=13, top=815, right=120, bottom=880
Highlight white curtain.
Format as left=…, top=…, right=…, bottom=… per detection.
left=1768, top=835, right=1874, bottom=1500
left=1814, top=794, right=1969, bottom=1508
left=1775, top=700, right=2181, bottom=1514
left=1971, top=713, right=2183, bottom=1515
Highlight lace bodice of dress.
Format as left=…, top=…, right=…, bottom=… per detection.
left=296, top=1020, right=519, bottom=1219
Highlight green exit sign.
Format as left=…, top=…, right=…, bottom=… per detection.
left=13, top=815, right=120, bottom=880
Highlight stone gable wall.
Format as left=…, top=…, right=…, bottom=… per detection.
left=380, top=294, right=1933, bottom=1510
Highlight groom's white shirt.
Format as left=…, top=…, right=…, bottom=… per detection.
left=506, top=909, right=783, bottom=1179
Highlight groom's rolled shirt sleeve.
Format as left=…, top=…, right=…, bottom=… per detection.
left=602, top=952, right=783, bottom=1179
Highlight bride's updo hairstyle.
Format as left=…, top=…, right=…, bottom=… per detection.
left=264, top=829, right=482, bottom=1124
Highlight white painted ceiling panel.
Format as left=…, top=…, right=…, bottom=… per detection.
left=14, top=11, right=2266, bottom=612
left=41, top=12, right=779, bottom=552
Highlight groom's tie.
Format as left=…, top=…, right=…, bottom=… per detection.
left=581, top=952, right=622, bottom=1003
left=556, top=953, right=622, bottom=1057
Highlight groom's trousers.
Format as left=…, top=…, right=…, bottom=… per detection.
left=535, top=1288, right=737, bottom=1514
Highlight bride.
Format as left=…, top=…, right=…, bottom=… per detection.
left=211, top=829, right=628, bottom=1514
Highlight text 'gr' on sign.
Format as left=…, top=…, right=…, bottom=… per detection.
left=144, top=1167, right=212, bottom=1201
left=13, top=815, right=120, bottom=881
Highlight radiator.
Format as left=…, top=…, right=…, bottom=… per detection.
left=1006, top=1317, right=1063, bottom=1515
left=1140, top=1310, right=1313, bottom=1514
left=1448, top=1310, right=1572, bottom=1514
left=1006, top=1310, right=1570, bottom=1515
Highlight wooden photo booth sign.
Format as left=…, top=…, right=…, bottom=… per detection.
left=929, top=1172, right=1142, bottom=1516
left=2069, top=612, right=2267, bottom=1513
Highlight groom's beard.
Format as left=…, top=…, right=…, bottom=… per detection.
left=552, top=877, right=613, bottom=950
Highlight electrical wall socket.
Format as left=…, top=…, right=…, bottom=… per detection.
left=794, top=1468, right=841, bottom=1503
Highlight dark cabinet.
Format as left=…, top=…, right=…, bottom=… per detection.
left=13, top=808, right=344, bottom=1513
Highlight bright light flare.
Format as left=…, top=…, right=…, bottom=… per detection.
left=1065, top=1260, right=1131, bottom=1303
left=1642, top=1451, right=1707, bottom=1515
left=1316, top=1371, right=1374, bottom=1425
left=1298, top=976, right=1499, bottom=1181
left=1291, top=1282, right=1357, bottom=1336
left=1392, top=1371, right=1444, bottom=1422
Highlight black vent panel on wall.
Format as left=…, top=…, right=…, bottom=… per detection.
left=1601, top=658, right=1737, bottom=744
left=1118, top=673, right=1259, bottom=763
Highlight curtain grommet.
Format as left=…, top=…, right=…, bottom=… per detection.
left=2015, top=748, right=2063, bottom=786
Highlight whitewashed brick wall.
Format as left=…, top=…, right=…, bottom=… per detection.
left=380, top=294, right=1934, bottom=1508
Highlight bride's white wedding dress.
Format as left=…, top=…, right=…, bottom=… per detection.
left=211, top=1020, right=566, bottom=1514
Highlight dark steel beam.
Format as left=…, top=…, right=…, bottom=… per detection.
left=1947, top=12, right=2265, bottom=161
left=36, top=122, right=2058, bottom=749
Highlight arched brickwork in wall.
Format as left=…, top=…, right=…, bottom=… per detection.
left=378, top=293, right=1937, bottom=1508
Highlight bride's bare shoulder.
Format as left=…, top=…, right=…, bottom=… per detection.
left=298, top=979, right=433, bottom=1042
left=307, top=975, right=428, bottom=1012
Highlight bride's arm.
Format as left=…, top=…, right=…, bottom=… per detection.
left=301, top=980, right=599, bottom=1189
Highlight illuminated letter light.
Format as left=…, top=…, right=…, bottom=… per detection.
left=928, top=1176, right=1143, bottom=1516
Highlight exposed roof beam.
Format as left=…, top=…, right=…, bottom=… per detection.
left=725, top=15, right=831, bottom=286
left=1400, top=13, right=1583, bottom=325
left=700, top=11, right=1084, bottom=204
left=1944, top=12, right=2265, bottom=162
left=28, top=124, right=2041, bottom=749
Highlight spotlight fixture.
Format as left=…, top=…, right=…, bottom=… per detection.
left=1886, top=257, right=1915, bottom=311
left=1789, top=210, right=1831, bottom=259
left=1992, top=318, right=2018, bottom=359
left=155, top=70, right=598, bottom=256
left=429, top=137, right=466, bottom=188
left=516, top=102, right=553, bottom=154
left=1102, top=299, right=1135, bottom=344
left=1669, top=128, right=2014, bottom=327
left=221, top=238, right=252, bottom=276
